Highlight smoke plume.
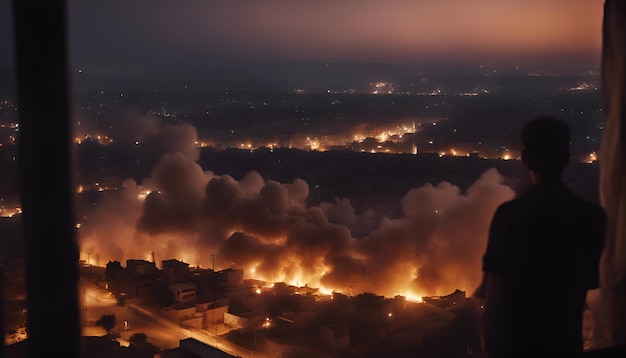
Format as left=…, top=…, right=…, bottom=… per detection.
left=78, top=120, right=515, bottom=297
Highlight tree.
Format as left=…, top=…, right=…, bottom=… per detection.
left=129, top=332, right=148, bottom=346
left=95, top=313, right=117, bottom=334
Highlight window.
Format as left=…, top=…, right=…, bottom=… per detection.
left=6, top=1, right=625, bottom=357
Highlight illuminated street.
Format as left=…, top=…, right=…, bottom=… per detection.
left=80, top=278, right=259, bottom=357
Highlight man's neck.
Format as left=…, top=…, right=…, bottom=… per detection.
left=530, top=171, right=562, bottom=185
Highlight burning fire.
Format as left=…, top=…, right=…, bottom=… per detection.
left=0, top=206, right=22, bottom=218
left=76, top=121, right=516, bottom=300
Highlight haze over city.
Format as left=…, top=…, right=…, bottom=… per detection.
left=0, top=1, right=609, bottom=357
left=0, top=0, right=605, bottom=309
left=0, top=0, right=605, bottom=69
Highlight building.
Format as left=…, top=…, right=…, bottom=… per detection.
left=196, top=298, right=230, bottom=325
left=168, top=282, right=197, bottom=303
left=161, top=338, right=236, bottom=358
left=386, top=325, right=424, bottom=349
left=217, top=268, right=243, bottom=289
left=280, top=310, right=316, bottom=331
left=190, top=267, right=216, bottom=291
left=162, top=259, right=190, bottom=285
left=127, top=259, right=158, bottom=276
left=320, top=321, right=350, bottom=350
left=127, top=259, right=161, bottom=297
left=422, top=289, right=466, bottom=308
left=162, top=302, right=204, bottom=328
left=442, top=289, right=466, bottom=306
left=224, top=309, right=264, bottom=329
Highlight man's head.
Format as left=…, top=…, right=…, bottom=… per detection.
left=521, top=116, right=570, bottom=179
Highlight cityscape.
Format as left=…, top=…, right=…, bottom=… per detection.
left=0, top=61, right=603, bottom=358
left=0, top=0, right=608, bottom=357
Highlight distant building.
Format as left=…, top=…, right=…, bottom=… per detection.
left=127, top=259, right=161, bottom=297
left=217, top=268, right=243, bottom=288
left=162, top=259, right=190, bottom=285
left=295, top=285, right=318, bottom=296
left=386, top=325, right=424, bottom=349
left=442, top=289, right=466, bottom=306
left=162, top=302, right=204, bottom=328
left=190, top=267, right=215, bottom=289
left=280, top=310, right=316, bottom=331
left=265, top=336, right=292, bottom=358
left=161, top=338, right=235, bottom=358
left=422, top=289, right=466, bottom=307
left=127, top=259, right=158, bottom=276
left=167, top=282, right=197, bottom=303
left=19, top=336, right=159, bottom=358
left=382, top=315, right=452, bottom=350
left=320, top=321, right=350, bottom=350
left=242, top=292, right=265, bottom=310
left=224, top=309, right=264, bottom=329
left=273, top=282, right=297, bottom=294
left=196, top=298, right=230, bottom=325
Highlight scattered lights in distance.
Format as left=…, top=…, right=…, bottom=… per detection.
left=460, top=88, right=490, bottom=96
left=0, top=206, right=22, bottom=218
left=400, top=292, right=424, bottom=303
left=194, top=140, right=211, bottom=148
left=569, top=82, right=597, bottom=92
left=76, top=182, right=119, bottom=194
left=584, top=151, right=598, bottom=164
left=137, top=190, right=153, bottom=201
left=74, top=134, right=114, bottom=145
left=67, top=118, right=520, bottom=161
left=371, top=82, right=397, bottom=95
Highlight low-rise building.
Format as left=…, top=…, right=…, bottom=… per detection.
left=162, top=259, right=190, bottom=285
left=320, top=321, right=350, bottom=350
left=217, top=268, right=243, bottom=289
left=224, top=309, right=264, bottom=329
left=162, top=302, right=203, bottom=328
left=161, top=338, right=236, bottom=358
left=127, top=259, right=158, bottom=276
left=422, top=289, right=466, bottom=308
left=196, top=298, right=230, bottom=325
left=167, top=282, right=197, bottom=304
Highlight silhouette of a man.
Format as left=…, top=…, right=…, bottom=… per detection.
left=475, top=116, right=606, bottom=358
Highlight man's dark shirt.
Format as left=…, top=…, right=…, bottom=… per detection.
left=482, top=179, right=606, bottom=357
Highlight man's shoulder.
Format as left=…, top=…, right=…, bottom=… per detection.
left=493, top=186, right=605, bottom=220
left=493, top=197, right=522, bottom=215
left=564, top=190, right=606, bottom=218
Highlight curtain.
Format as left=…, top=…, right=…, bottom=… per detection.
left=594, top=0, right=626, bottom=349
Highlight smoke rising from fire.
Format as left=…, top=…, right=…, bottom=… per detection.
left=78, top=119, right=515, bottom=297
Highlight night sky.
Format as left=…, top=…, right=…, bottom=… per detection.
left=0, top=0, right=604, bottom=69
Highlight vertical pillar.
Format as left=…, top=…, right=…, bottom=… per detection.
left=12, top=0, right=82, bottom=357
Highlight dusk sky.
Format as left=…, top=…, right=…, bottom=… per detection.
left=1, top=0, right=605, bottom=68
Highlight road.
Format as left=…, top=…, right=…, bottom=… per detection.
left=80, top=278, right=262, bottom=357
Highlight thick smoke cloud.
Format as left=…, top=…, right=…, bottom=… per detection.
left=78, top=120, right=515, bottom=297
